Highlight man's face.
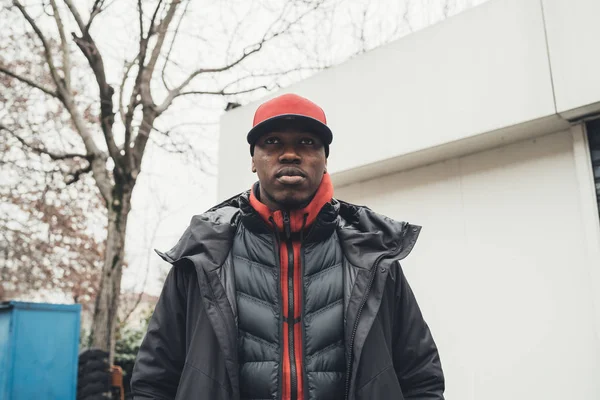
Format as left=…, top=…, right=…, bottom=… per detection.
left=252, top=129, right=327, bottom=210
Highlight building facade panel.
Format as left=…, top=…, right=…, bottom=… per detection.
left=543, top=0, right=600, bottom=117
left=335, top=130, right=600, bottom=400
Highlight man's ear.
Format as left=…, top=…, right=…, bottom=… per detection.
left=251, top=159, right=256, bottom=173
left=324, top=159, right=327, bottom=174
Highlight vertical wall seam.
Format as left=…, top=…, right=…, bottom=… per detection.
left=539, top=0, right=559, bottom=114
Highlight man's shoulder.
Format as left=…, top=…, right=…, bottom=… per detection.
left=200, top=190, right=251, bottom=224
left=159, top=191, right=249, bottom=265
left=334, top=198, right=421, bottom=261
left=335, top=198, right=404, bottom=231
left=207, top=190, right=250, bottom=212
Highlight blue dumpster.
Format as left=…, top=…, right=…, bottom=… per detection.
left=0, top=301, right=81, bottom=400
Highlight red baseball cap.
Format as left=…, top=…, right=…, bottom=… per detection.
left=247, top=93, right=333, bottom=157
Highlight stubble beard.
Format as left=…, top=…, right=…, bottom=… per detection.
left=262, top=186, right=310, bottom=211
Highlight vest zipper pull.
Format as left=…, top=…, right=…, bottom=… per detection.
left=283, top=211, right=291, bottom=239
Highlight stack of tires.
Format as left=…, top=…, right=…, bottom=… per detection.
left=77, top=349, right=111, bottom=400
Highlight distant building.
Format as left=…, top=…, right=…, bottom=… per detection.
left=219, top=0, right=600, bottom=399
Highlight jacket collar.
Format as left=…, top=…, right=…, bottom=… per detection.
left=336, top=200, right=421, bottom=270
left=244, top=173, right=337, bottom=242
left=157, top=179, right=421, bottom=272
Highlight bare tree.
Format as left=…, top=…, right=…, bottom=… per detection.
left=0, top=0, right=344, bottom=361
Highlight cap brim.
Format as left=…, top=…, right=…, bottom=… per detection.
left=247, top=114, right=333, bottom=146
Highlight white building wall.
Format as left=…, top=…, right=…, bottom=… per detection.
left=219, top=0, right=559, bottom=198
left=336, top=129, right=600, bottom=400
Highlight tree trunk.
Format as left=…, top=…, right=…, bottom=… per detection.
left=89, top=181, right=133, bottom=364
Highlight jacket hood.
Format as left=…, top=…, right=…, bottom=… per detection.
left=337, top=200, right=421, bottom=269
left=156, top=201, right=241, bottom=272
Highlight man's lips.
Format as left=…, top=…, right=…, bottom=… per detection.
left=275, top=167, right=306, bottom=185
left=277, top=175, right=305, bottom=185
left=276, top=167, right=306, bottom=178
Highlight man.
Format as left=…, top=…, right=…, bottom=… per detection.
left=131, top=93, right=444, bottom=399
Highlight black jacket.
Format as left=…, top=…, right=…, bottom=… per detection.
left=131, top=193, right=444, bottom=399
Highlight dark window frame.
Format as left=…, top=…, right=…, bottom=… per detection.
left=586, top=119, right=600, bottom=216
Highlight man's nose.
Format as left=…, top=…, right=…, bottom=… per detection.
left=279, top=145, right=301, bottom=163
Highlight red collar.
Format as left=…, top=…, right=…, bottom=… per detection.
left=249, top=173, right=334, bottom=233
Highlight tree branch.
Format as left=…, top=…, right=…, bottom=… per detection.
left=223, top=6, right=253, bottom=68
left=138, top=0, right=144, bottom=44
left=0, top=65, right=59, bottom=98
left=70, top=29, right=121, bottom=166
left=157, top=1, right=324, bottom=114
left=49, top=0, right=72, bottom=91
left=63, top=0, right=86, bottom=33
left=63, top=0, right=103, bottom=35
left=147, top=0, right=165, bottom=37
left=155, top=43, right=264, bottom=114
left=120, top=58, right=136, bottom=166
left=86, top=0, right=104, bottom=32
left=0, top=124, right=88, bottom=161
left=161, top=0, right=189, bottom=91
left=175, top=43, right=263, bottom=89
left=131, top=111, right=158, bottom=175
left=126, top=0, right=182, bottom=171
left=66, top=162, right=93, bottom=185
left=174, top=65, right=323, bottom=101
left=144, top=0, right=180, bottom=84
left=12, top=0, right=64, bottom=94
left=119, top=57, right=136, bottom=128
left=176, top=85, right=268, bottom=98
left=89, top=156, right=112, bottom=204
left=122, top=0, right=151, bottom=167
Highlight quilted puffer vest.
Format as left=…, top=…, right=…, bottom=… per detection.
left=232, top=199, right=345, bottom=399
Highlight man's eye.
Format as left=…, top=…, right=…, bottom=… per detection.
left=264, top=137, right=280, bottom=144
left=300, top=138, right=314, bottom=145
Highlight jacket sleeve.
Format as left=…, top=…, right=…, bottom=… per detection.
left=393, top=265, right=445, bottom=400
left=131, top=264, right=191, bottom=399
